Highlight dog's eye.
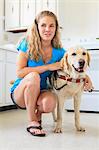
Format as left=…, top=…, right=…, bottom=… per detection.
left=72, top=53, right=76, bottom=56
left=82, top=52, right=86, bottom=55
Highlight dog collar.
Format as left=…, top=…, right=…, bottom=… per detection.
left=58, top=75, right=85, bottom=83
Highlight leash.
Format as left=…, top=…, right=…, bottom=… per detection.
left=54, top=83, right=68, bottom=90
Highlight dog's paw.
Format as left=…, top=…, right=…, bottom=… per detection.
left=53, top=127, right=62, bottom=133
left=76, top=126, right=86, bottom=132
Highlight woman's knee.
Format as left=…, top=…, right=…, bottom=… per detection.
left=41, top=93, right=57, bottom=113
left=26, top=72, right=40, bottom=82
left=25, top=72, right=40, bottom=88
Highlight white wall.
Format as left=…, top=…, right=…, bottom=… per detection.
left=58, top=0, right=99, bottom=45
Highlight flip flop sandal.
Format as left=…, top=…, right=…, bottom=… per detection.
left=27, top=126, right=46, bottom=137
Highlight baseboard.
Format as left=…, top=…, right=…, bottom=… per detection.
left=0, top=106, right=99, bottom=113
left=0, top=105, right=18, bottom=112
left=66, top=109, right=99, bottom=113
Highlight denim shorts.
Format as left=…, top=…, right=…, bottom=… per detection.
left=10, top=92, right=26, bottom=110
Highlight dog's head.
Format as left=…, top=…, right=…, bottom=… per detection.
left=61, top=46, right=90, bottom=75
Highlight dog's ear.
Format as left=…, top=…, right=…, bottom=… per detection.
left=87, top=51, right=91, bottom=66
left=61, top=53, right=69, bottom=70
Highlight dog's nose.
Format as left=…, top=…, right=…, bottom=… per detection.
left=79, top=59, right=85, bottom=67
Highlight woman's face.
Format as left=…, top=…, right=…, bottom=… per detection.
left=38, top=16, right=56, bottom=42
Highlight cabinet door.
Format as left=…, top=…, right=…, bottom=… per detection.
left=0, top=50, right=5, bottom=106
left=47, top=0, right=57, bottom=14
left=5, top=0, right=20, bottom=31
left=20, top=0, right=36, bottom=27
left=36, top=0, right=43, bottom=15
left=0, top=63, right=4, bottom=106
left=36, top=0, right=57, bottom=15
left=5, top=51, right=17, bottom=105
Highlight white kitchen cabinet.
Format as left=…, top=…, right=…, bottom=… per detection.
left=0, top=63, right=3, bottom=104
left=20, top=0, right=36, bottom=27
left=0, top=48, right=17, bottom=106
left=5, top=51, right=17, bottom=105
left=0, top=50, right=5, bottom=106
left=36, top=0, right=57, bottom=15
left=5, top=0, right=36, bottom=31
left=5, top=0, right=57, bottom=31
left=5, top=0, right=20, bottom=31
left=47, top=0, right=57, bottom=14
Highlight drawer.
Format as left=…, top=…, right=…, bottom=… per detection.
left=6, top=51, right=17, bottom=63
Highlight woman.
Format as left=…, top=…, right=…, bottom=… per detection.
left=10, top=10, right=93, bottom=137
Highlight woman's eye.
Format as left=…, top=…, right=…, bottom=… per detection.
left=82, top=52, right=86, bottom=55
left=72, top=53, right=76, bottom=56
left=50, top=24, right=54, bottom=27
left=41, top=24, right=46, bottom=27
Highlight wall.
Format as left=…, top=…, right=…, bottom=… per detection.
left=58, top=0, right=99, bottom=47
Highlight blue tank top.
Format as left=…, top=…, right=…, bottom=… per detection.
left=10, top=38, right=66, bottom=93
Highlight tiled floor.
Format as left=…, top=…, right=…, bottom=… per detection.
left=0, top=109, right=99, bottom=150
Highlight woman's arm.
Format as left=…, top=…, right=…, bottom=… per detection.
left=16, top=51, right=61, bottom=78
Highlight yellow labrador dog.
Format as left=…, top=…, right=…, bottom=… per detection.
left=49, top=46, right=92, bottom=133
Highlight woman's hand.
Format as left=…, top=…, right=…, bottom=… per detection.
left=84, top=75, right=94, bottom=92
left=48, top=62, right=62, bottom=71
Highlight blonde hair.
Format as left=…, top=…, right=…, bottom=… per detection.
left=26, top=10, right=62, bottom=61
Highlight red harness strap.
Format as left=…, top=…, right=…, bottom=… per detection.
left=58, top=75, right=85, bottom=83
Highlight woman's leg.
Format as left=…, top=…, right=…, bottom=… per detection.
left=14, top=72, right=40, bottom=122
left=13, top=72, right=46, bottom=135
left=37, top=90, right=57, bottom=114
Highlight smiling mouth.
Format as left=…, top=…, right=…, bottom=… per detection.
left=44, top=32, right=52, bottom=35
left=72, top=65, right=84, bottom=73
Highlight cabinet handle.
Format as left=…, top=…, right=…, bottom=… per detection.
left=12, top=5, right=14, bottom=13
left=27, top=3, right=29, bottom=10
left=47, top=0, right=49, bottom=8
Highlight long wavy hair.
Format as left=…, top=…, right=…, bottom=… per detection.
left=26, top=10, right=62, bottom=61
